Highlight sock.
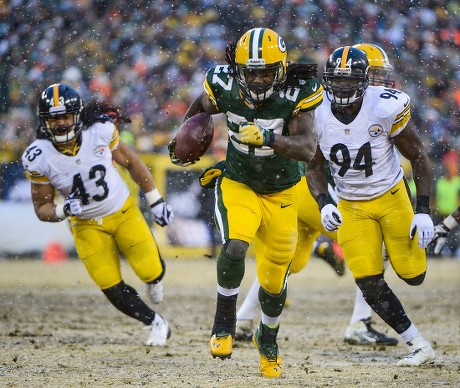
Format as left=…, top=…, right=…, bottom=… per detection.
left=152, top=313, right=165, bottom=326
left=261, top=312, right=280, bottom=328
left=400, top=323, right=421, bottom=344
left=349, top=286, right=373, bottom=324
left=212, top=292, right=238, bottom=335
left=236, top=277, right=260, bottom=321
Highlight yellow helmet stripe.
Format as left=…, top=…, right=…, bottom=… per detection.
left=340, top=46, right=351, bottom=68
left=249, top=28, right=264, bottom=60
left=52, top=84, right=60, bottom=107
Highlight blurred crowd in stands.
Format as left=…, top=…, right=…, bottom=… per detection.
left=0, top=0, right=459, bottom=254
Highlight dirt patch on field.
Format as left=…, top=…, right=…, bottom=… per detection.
left=0, top=256, right=459, bottom=387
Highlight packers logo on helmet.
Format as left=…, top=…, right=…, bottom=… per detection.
left=353, top=43, right=395, bottom=87
left=323, top=46, right=369, bottom=106
left=233, top=28, right=287, bottom=104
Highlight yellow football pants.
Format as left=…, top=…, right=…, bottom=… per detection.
left=290, top=177, right=338, bottom=274
left=70, top=196, right=163, bottom=290
left=216, top=177, right=298, bottom=295
left=337, top=179, right=426, bottom=280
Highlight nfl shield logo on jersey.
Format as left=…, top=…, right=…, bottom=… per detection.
left=368, top=124, right=383, bottom=137
left=94, top=145, right=107, bottom=157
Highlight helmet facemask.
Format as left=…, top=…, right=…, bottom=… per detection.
left=41, top=112, right=83, bottom=144
left=323, top=71, right=369, bottom=106
left=369, top=67, right=395, bottom=88
left=235, top=62, right=286, bottom=103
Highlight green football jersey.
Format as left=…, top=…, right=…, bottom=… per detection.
left=204, top=65, right=323, bottom=194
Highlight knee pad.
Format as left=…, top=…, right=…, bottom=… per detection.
left=223, top=239, right=248, bottom=258
left=259, top=285, right=287, bottom=317
left=217, top=245, right=246, bottom=289
left=356, top=274, right=386, bottom=301
left=401, top=271, right=426, bottom=286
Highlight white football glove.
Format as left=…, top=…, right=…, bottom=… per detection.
left=150, top=199, right=174, bottom=227
left=410, top=213, right=434, bottom=249
left=431, top=223, right=449, bottom=254
left=63, top=196, right=82, bottom=216
left=321, top=204, right=342, bottom=232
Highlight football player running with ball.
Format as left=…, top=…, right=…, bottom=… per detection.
left=22, top=84, right=174, bottom=347
left=306, top=46, right=435, bottom=366
left=169, top=27, right=323, bottom=378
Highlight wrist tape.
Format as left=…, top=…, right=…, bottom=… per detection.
left=145, top=189, right=162, bottom=207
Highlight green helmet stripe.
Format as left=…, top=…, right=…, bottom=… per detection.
left=249, top=28, right=265, bottom=60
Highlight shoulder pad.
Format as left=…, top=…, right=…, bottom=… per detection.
left=372, top=87, right=410, bottom=119
left=204, top=65, right=234, bottom=107
left=292, top=79, right=323, bottom=113
left=21, top=140, right=47, bottom=179
left=90, top=121, right=118, bottom=146
left=205, top=65, right=232, bottom=81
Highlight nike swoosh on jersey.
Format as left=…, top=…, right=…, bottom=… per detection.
left=391, top=188, right=400, bottom=195
left=280, top=203, right=292, bottom=208
left=312, top=84, right=318, bottom=92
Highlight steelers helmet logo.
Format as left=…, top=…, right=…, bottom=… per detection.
left=94, top=145, right=107, bottom=157
left=368, top=124, right=383, bottom=137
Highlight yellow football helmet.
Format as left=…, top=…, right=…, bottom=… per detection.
left=352, top=43, right=395, bottom=87
left=234, top=28, right=287, bottom=104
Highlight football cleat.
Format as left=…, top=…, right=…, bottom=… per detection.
left=314, top=241, right=346, bottom=276
left=234, top=319, right=255, bottom=342
left=344, top=317, right=398, bottom=346
left=210, top=332, right=233, bottom=359
left=147, top=281, right=164, bottom=304
left=145, top=315, right=171, bottom=346
left=397, top=337, right=435, bottom=366
left=252, top=322, right=282, bottom=378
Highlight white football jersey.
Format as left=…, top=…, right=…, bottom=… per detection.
left=316, top=86, right=411, bottom=200
left=22, top=121, right=130, bottom=219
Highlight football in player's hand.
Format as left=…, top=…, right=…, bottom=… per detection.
left=174, top=113, right=214, bottom=163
